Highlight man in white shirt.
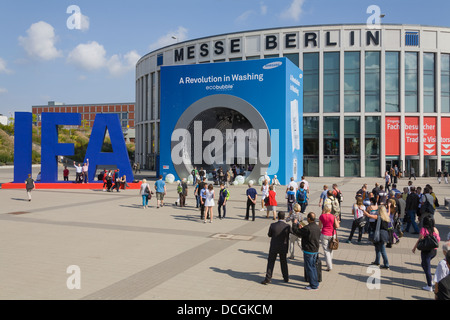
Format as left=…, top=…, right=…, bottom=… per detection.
left=74, top=161, right=83, bottom=183
left=299, top=176, right=309, bottom=194
left=287, top=177, right=297, bottom=193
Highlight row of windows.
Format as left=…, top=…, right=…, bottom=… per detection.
left=303, top=116, right=381, bottom=177
left=302, top=51, right=450, bottom=114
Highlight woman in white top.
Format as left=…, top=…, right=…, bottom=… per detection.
left=139, top=179, right=150, bottom=209
left=204, top=184, right=215, bottom=223
left=346, top=196, right=366, bottom=243
left=260, top=179, right=269, bottom=211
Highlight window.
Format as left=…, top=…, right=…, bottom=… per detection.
left=344, top=117, right=360, bottom=176
left=303, top=116, right=319, bottom=176
left=365, top=116, right=380, bottom=177
left=442, top=54, right=450, bottom=113
left=365, top=51, right=380, bottom=112
left=405, top=52, right=418, bottom=112
left=344, top=52, right=360, bottom=112
left=423, top=53, right=435, bottom=113
left=283, top=53, right=299, bottom=67
left=303, top=53, right=319, bottom=113
left=324, top=52, right=340, bottom=113
left=323, top=117, right=340, bottom=176
left=385, top=52, right=400, bottom=112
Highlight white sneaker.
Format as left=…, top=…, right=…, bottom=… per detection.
left=422, top=285, right=433, bottom=292
left=305, top=286, right=318, bottom=291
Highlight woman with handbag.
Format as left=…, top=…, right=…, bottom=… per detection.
left=319, top=204, right=340, bottom=271
left=346, top=196, right=366, bottom=244
left=412, top=215, right=441, bottom=291
left=364, top=204, right=390, bottom=269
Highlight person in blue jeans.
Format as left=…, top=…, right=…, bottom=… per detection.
left=292, top=212, right=321, bottom=290
left=404, top=186, right=420, bottom=234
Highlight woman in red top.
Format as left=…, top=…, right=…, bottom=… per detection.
left=319, top=204, right=340, bottom=271
left=266, top=185, right=278, bottom=220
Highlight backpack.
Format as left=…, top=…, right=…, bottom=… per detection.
left=177, top=185, right=183, bottom=193
left=330, top=196, right=340, bottom=214
left=288, top=192, right=295, bottom=204
left=296, top=189, right=306, bottom=203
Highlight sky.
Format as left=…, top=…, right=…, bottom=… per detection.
left=1, top=0, right=450, bottom=117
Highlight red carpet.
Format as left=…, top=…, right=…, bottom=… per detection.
left=1, top=182, right=142, bottom=190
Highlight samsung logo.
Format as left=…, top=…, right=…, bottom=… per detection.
left=263, top=61, right=282, bottom=70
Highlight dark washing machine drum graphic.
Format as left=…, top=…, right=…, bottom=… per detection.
left=171, top=94, right=271, bottom=183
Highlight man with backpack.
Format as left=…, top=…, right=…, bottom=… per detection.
left=324, top=190, right=341, bottom=221
left=296, top=182, right=308, bottom=214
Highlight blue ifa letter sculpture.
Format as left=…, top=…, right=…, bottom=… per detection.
left=13, top=112, right=134, bottom=183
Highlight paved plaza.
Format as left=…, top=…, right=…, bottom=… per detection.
left=0, top=166, right=449, bottom=300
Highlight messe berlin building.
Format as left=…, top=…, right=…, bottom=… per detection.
left=135, top=24, right=450, bottom=178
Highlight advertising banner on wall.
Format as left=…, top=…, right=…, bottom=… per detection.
left=441, top=117, right=450, bottom=155
left=423, top=117, right=437, bottom=156
left=405, top=117, right=419, bottom=156
left=159, top=58, right=303, bottom=185
left=385, top=117, right=400, bottom=156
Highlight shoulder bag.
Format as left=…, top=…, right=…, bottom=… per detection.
left=417, top=229, right=439, bottom=251
left=329, top=216, right=339, bottom=251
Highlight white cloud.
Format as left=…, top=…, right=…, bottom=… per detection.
left=18, top=21, right=62, bottom=60
left=67, top=41, right=107, bottom=71
left=106, top=50, right=141, bottom=77
left=67, top=41, right=140, bottom=76
left=280, top=0, right=305, bottom=21
left=0, top=57, right=12, bottom=74
left=149, top=26, right=188, bottom=51
left=260, top=2, right=268, bottom=15
left=0, top=88, right=8, bottom=95
left=236, top=10, right=255, bottom=24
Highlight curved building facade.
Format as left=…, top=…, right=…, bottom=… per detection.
left=136, top=24, right=450, bottom=178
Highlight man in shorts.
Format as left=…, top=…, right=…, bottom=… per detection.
left=154, top=175, right=167, bottom=208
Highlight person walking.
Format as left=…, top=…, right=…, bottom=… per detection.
left=319, top=204, right=340, bottom=272
left=260, top=179, right=269, bottom=211
left=286, top=186, right=296, bottom=214
left=245, top=182, right=257, bottom=221
left=25, top=174, right=35, bottom=201
left=365, top=205, right=391, bottom=269
left=204, top=184, right=215, bottom=223
left=410, top=166, right=416, bottom=180
left=412, top=215, right=441, bottom=291
left=437, top=169, right=442, bottom=184
left=266, top=185, right=277, bottom=220
left=346, top=196, right=366, bottom=244
left=296, top=182, right=308, bottom=214
left=139, top=179, right=151, bottom=209
left=404, top=186, right=420, bottom=234
left=154, top=175, right=166, bottom=208
left=286, top=203, right=302, bottom=259
left=261, top=211, right=291, bottom=285
left=292, top=212, right=321, bottom=290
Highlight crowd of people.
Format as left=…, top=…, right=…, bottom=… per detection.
left=137, top=170, right=449, bottom=297
left=22, top=162, right=450, bottom=298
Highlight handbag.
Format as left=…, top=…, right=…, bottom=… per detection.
left=417, top=230, right=439, bottom=251
left=329, top=217, right=339, bottom=251
left=370, top=216, right=382, bottom=243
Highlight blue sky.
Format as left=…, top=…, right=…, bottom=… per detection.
left=0, top=0, right=449, bottom=117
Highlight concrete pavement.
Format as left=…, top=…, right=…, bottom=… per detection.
left=0, top=166, right=449, bottom=300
